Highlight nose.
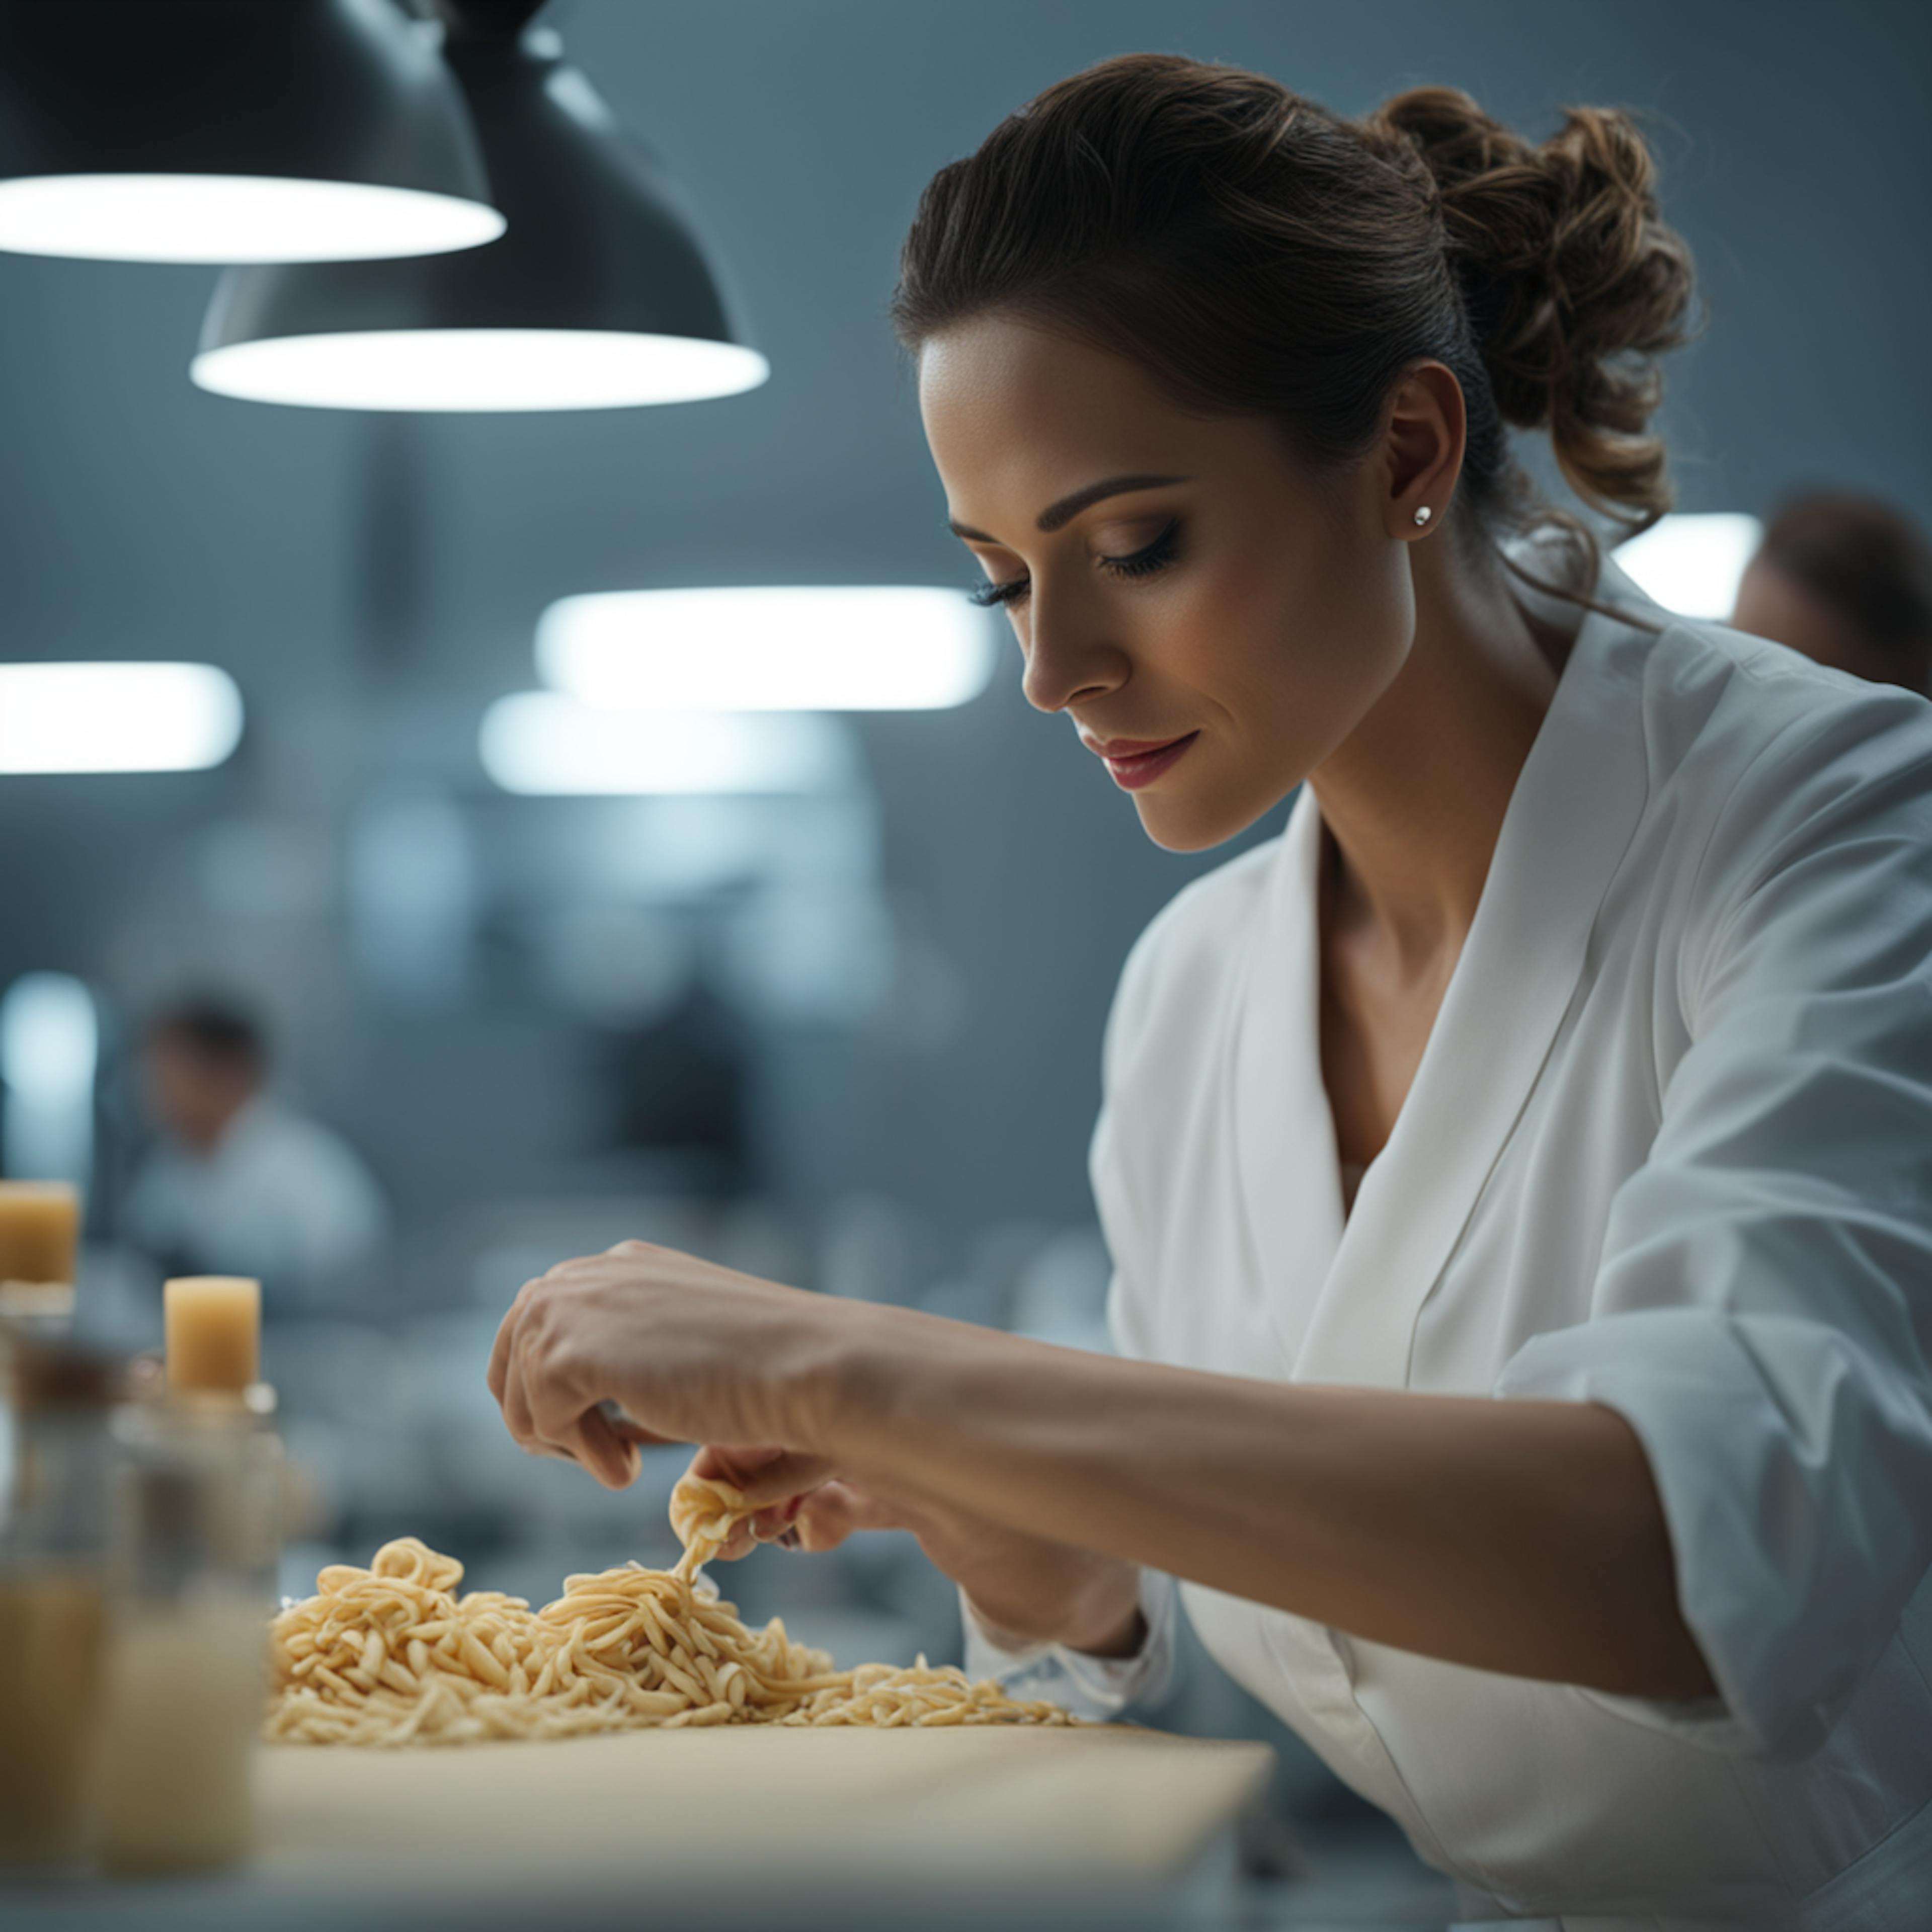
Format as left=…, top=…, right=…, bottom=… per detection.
left=1016, top=594, right=1129, bottom=716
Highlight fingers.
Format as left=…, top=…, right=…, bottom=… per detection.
left=570, top=1403, right=642, bottom=1491
left=729, top=1451, right=835, bottom=1511
left=486, top=1278, right=536, bottom=1408
left=494, top=1281, right=607, bottom=1477
left=782, top=1481, right=905, bottom=1554
left=748, top=1494, right=808, bottom=1544
left=713, top=1522, right=759, bottom=1563
left=609, top=1416, right=673, bottom=1449
left=692, top=1443, right=790, bottom=1487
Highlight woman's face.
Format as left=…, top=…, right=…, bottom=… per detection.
left=920, top=313, right=1421, bottom=851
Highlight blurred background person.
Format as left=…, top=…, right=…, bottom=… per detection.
left=1731, top=490, right=1932, bottom=695
left=122, top=995, right=390, bottom=1310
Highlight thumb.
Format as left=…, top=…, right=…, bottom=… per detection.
left=784, top=1481, right=907, bottom=1553
left=726, top=1450, right=836, bottom=1511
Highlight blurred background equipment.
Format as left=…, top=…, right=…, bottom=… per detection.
left=121, top=998, right=389, bottom=1311
left=1730, top=490, right=1932, bottom=695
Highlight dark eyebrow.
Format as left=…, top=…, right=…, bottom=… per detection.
left=946, top=472, right=1190, bottom=544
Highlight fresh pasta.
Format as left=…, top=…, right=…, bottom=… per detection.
left=267, top=1475, right=1076, bottom=1745
left=667, top=1471, right=753, bottom=1580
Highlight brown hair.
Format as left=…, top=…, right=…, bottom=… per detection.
left=891, top=55, right=1701, bottom=616
left=1758, top=491, right=1932, bottom=693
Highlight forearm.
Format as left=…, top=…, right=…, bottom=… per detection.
left=807, top=1307, right=1714, bottom=1699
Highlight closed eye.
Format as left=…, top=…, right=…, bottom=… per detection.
left=967, top=518, right=1182, bottom=610
left=968, top=571, right=1027, bottom=610
left=1099, top=517, right=1181, bottom=581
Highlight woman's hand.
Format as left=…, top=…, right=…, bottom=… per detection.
left=688, top=1446, right=1147, bottom=1658
left=485, top=1240, right=851, bottom=1490
left=487, top=1245, right=1145, bottom=1658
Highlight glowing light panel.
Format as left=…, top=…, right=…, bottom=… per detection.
left=0, top=663, right=243, bottom=774
left=479, top=697, right=851, bottom=795
left=537, top=586, right=997, bottom=712
left=192, top=329, right=769, bottom=411
left=1614, top=513, right=1764, bottom=621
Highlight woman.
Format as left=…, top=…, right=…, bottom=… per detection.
left=488, top=57, right=1932, bottom=1925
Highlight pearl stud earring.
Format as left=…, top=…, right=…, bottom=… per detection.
left=1413, top=506, right=1432, bottom=528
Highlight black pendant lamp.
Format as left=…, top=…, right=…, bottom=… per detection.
left=192, top=0, right=767, bottom=411
left=0, top=0, right=502, bottom=263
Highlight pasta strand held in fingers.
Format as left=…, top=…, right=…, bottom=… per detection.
left=667, top=1472, right=755, bottom=1580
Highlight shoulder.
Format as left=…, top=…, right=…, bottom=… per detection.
left=1640, top=617, right=1932, bottom=804
left=1627, top=620, right=1932, bottom=1008
left=1638, top=619, right=1932, bottom=889
left=1103, top=832, right=1281, bottom=1082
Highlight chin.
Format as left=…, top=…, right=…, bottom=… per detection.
left=1132, top=786, right=1285, bottom=854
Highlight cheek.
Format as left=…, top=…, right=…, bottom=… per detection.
left=1173, top=524, right=1410, bottom=722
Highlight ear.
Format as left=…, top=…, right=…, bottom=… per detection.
left=1381, top=361, right=1467, bottom=541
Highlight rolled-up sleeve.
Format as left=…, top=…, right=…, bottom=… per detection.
left=960, top=1566, right=1179, bottom=1719
left=1498, top=707, right=1932, bottom=1761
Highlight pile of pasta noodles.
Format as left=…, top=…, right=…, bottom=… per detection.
left=267, top=1475, right=1076, bottom=1745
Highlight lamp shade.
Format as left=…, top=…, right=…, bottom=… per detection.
left=192, top=8, right=767, bottom=410
left=0, top=0, right=502, bottom=263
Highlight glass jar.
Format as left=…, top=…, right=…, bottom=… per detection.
left=98, top=1387, right=282, bottom=1874
left=0, top=1336, right=120, bottom=1879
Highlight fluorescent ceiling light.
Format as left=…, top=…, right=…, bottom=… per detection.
left=0, top=174, right=502, bottom=265
left=193, top=329, right=767, bottom=412
left=0, top=664, right=244, bottom=775
left=479, top=697, right=852, bottom=795
left=1614, top=513, right=1764, bottom=620
left=537, top=586, right=998, bottom=711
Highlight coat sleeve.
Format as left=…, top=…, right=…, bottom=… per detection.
left=1496, top=697, right=1932, bottom=1760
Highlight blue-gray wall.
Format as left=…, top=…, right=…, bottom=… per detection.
left=0, top=0, right=1925, bottom=1244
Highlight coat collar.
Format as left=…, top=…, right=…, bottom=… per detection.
left=1232, top=542, right=1665, bottom=1386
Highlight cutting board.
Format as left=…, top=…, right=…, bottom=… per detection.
left=261, top=1723, right=1271, bottom=1886
left=4, top=1728, right=1274, bottom=1932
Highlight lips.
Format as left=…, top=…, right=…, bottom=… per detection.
left=1087, top=734, right=1186, bottom=758
left=1088, top=730, right=1199, bottom=791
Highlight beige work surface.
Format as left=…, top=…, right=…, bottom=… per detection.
left=261, top=1723, right=1273, bottom=1888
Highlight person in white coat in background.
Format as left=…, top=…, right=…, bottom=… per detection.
left=485, top=57, right=1932, bottom=1927
left=125, top=998, right=389, bottom=1310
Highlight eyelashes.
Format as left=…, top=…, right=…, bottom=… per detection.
left=967, top=518, right=1183, bottom=610
left=968, top=574, right=1027, bottom=609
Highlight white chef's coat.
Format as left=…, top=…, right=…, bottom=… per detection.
left=125, top=1094, right=390, bottom=1308
left=968, top=535, right=1932, bottom=1926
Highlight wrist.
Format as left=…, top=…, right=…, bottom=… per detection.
left=772, top=1293, right=892, bottom=1459
left=965, top=1559, right=1145, bottom=1657
left=1059, top=1570, right=1148, bottom=1658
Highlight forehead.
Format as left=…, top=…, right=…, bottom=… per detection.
left=918, top=315, right=1221, bottom=515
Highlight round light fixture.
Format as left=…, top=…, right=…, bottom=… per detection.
left=193, top=2, right=766, bottom=411
left=0, top=0, right=502, bottom=264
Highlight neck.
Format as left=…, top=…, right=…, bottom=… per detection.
left=1309, top=537, right=1569, bottom=970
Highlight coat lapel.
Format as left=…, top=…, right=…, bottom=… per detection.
left=1231, top=783, right=1347, bottom=1366
left=1285, top=558, right=1663, bottom=1388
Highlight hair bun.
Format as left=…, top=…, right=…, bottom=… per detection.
left=1362, top=86, right=1700, bottom=529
